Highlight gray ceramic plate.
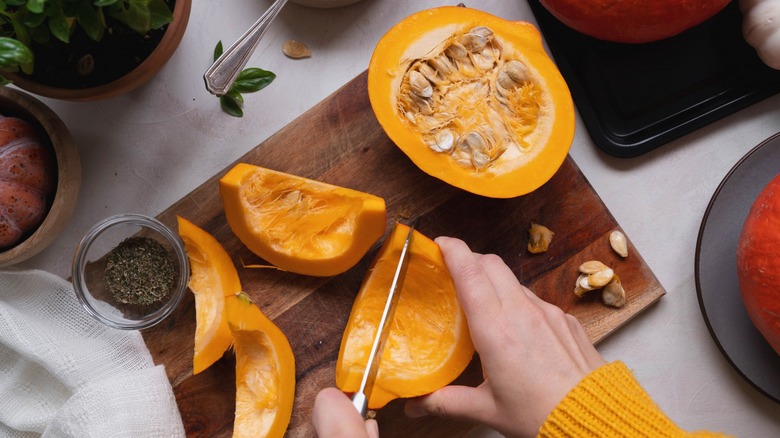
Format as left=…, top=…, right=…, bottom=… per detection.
left=695, top=132, right=780, bottom=403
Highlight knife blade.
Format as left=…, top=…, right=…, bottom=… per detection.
left=351, top=223, right=415, bottom=417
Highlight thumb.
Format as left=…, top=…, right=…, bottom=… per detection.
left=404, top=385, right=494, bottom=424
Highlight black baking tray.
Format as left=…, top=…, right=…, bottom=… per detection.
left=528, top=1, right=780, bottom=158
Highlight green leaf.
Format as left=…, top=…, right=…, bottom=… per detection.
left=21, top=11, right=47, bottom=29
left=48, top=1, right=71, bottom=43
left=220, top=92, right=243, bottom=118
left=112, top=0, right=151, bottom=35
left=93, top=0, right=119, bottom=7
left=26, top=0, right=45, bottom=14
left=78, top=3, right=103, bottom=41
left=232, top=68, right=275, bottom=94
left=213, top=40, right=223, bottom=62
left=5, top=0, right=26, bottom=6
left=0, top=36, right=33, bottom=70
left=147, top=0, right=172, bottom=29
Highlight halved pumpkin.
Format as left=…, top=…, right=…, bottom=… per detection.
left=177, top=216, right=236, bottom=374
left=368, top=7, right=575, bottom=198
left=336, top=223, right=475, bottom=409
left=226, top=292, right=296, bottom=438
left=219, top=163, right=387, bottom=277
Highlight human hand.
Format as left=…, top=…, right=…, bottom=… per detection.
left=405, top=236, right=606, bottom=437
left=312, top=387, right=379, bottom=438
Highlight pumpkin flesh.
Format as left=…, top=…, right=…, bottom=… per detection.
left=336, top=223, right=475, bottom=409
left=220, top=163, right=386, bottom=277
left=226, top=292, right=295, bottom=438
left=369, top=7, right=575, bottom=198
left=177, top=216, right=236, bottom=374
left=737, top=174, right=780, bottom=355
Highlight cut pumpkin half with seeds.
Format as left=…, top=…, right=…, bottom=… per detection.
left=368, top=7, right=575, bottom=198
left=336, top=223, right=475, bottom=409
left=226, top=292, right=295, bottom=438
left=177, top=216, right=237, bottom=374
left=219, top=163, right=387, bottom=277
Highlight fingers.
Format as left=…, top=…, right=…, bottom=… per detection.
left=404, top=385, right=495, bottom=424
left=435, top=237, right=502, bottom=331
left=312, top=388, right=372, bottom=438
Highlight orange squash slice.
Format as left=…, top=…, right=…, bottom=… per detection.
left=226, top=292, right=296, bottom=438
left=177, top=216, right=236, bottom=374
left=219, top=163, right=387, bottom=277
left=336, top=223, right=475, bottom=409
left=368, top=7, right=575, bottom=198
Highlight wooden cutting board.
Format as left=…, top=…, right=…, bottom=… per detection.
left=144, top=70, right=665, bottom=437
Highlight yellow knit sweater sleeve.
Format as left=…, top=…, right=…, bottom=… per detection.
left=538, top=361, right=731, bottom=438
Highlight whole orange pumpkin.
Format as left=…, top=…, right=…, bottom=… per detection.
left=736, top=174, right=780, bottom=355
left=539, top=0, right=732, bottom=43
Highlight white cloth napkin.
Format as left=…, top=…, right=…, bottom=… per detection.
left=0, top=269, right=185, bottom=438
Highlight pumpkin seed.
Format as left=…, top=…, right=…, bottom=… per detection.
left=602, top=276, right=626, bottom=308
left=609, top=230, right=629, bottom=258
left=527, top=222, right=554, bottom=254
left=282, top=40, right=311, bottom=59
left=397, top=25, right=542, bottom=172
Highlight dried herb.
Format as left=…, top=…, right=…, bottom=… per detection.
left=104, top=236, right=175, bottom=305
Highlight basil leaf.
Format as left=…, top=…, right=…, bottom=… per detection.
left=25, top=0, right=44, bottom=13
left=78, top=3, right=103, bottom=41
left=232, top=68, right=275, bottom=93
left=220, top=92, right=244, bottom=118
left=147, top=0, right=172, bottom=29
left=213, top=41, right=223, bottom=62
left=113, top=0, right=151, bottom=35
left=0, top=37, right=33, bottom=70
left=47, top=1, right=71, bottom=44
left=94, top=0, right=120, bottom=6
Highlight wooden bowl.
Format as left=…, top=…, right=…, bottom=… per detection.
left=4, top=0, right=191, bottom=102
left=0, top=87, right=81, bottom=267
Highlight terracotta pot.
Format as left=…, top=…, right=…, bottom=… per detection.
left=5, top=0, right=191, bottom=102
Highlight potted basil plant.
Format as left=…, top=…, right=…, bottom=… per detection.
left=0, top=0, right=191, bottom=101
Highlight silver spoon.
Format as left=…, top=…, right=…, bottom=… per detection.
left=203, top=0, right=288, bottom=96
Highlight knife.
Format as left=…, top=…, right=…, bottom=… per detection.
left=351, top=223, right=415, bottom=417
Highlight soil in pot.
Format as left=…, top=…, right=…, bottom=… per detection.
left=14, top=0, right=175, bottom=89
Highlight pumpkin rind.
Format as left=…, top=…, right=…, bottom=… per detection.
left=219, top=163, right=387, bottom=277
left=539, top=0, right=731, bottom=44
left=368, top=7, right=575, bottom=198
left=336, top=223, right=475, bottom=409
left=736, top=174, right=780, bottom=355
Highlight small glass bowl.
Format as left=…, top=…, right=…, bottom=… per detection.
left=72, top=214, right=189, bottom=330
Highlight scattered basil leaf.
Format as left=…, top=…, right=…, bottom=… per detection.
left=212, top=41, right=275, bottom=118
left=213, top=41, right=223, bottom=62
left=232, top=68, right=275, bottom=94
left=220, top=90, right=244, bottom=118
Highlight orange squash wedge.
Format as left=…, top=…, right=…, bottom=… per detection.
left=226, top=292, right=296, bottom=438
left=177, top=216, right=236, bottom=374
left=336, top=223, right=475, bottom=409
left=368, top=7, right=575, bottom=198
left=219, top=163, right=387, bottom=277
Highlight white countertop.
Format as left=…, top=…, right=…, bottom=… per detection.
left=15, top=0, right=780, bottom=436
